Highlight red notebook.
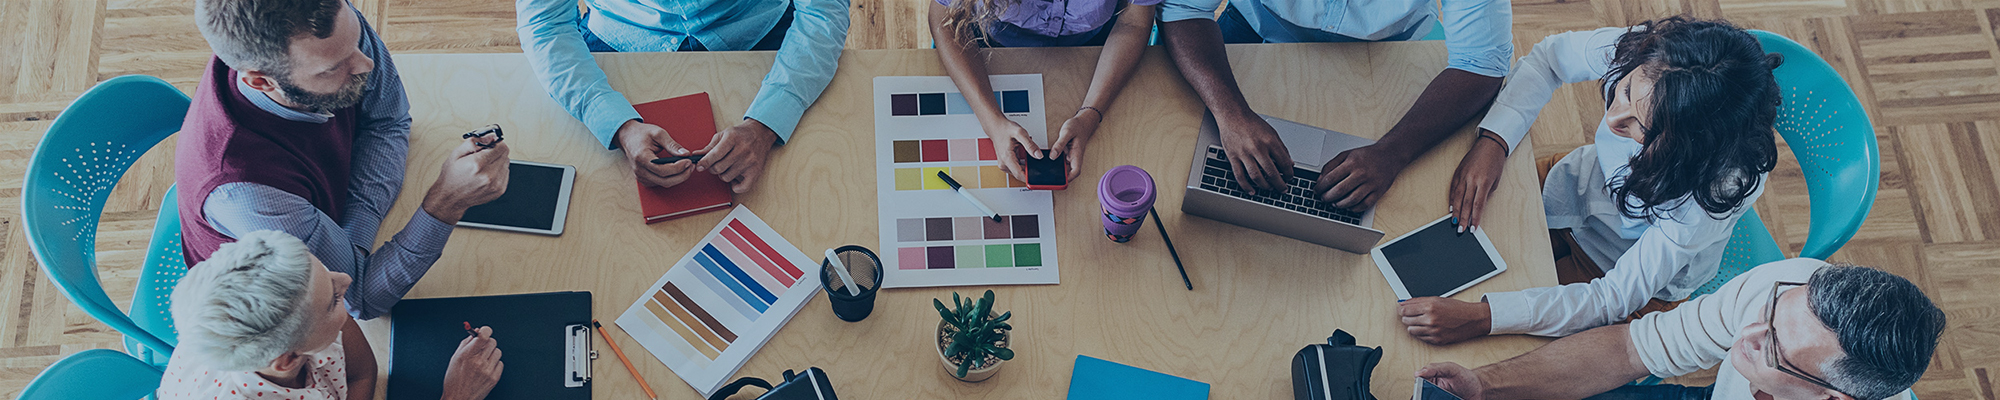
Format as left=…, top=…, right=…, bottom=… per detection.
left=633, top=93, right=734, bottom=223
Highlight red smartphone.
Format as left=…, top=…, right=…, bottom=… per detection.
left=1017, top=148, right=1069, bottom=190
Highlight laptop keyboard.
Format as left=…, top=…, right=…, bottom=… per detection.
left=1197, top=146, right=1366, bottom=225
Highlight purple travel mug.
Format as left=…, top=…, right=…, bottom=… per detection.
left=1099, top=165, right=1157, bottom=243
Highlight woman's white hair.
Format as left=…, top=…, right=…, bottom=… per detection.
left=169, top=230, right=320, bottom=371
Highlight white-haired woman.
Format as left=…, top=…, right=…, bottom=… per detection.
left=156, top=230, right=504, bottom=400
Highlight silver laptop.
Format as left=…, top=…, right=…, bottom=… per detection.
left=1182, top=113, right=1385, bottom=253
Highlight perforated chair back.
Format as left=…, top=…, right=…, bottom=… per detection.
left=126, top=185, right=187, bottom=366
left=21, top=75, right=189, bottom=360
left=1755, top=30, right=1880, bottom=259
left=14, top=349, right=163, bottom=400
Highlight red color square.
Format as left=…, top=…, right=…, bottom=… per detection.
left=977, top=138, right=997, bottom=161
left=921, top=139, right=950, bottom=162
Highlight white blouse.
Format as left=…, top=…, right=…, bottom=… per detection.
left=156, top=333, right=350, bottom=400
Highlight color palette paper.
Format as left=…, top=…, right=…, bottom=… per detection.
left=615, top=206, right=820, bottom=397
left=873, top=75, right=1059, bottom=288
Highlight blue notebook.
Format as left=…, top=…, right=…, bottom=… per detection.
left=1066, top=355, right=1211, bottom=400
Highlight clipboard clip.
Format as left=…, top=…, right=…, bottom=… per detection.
left=565, top=323, right=593, bottom=388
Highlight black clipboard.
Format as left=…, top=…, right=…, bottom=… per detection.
left=387, top=291, right=592, bottom=400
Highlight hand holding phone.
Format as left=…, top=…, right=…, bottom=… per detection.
left=1018, top=148, right=1069, bottom=190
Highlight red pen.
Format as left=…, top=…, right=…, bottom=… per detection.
left=463, top=321, right=475, bottom=337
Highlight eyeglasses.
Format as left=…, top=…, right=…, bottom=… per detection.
left=1765, top=281, right=1852, bottom=398
left=462, top=124, right=504, bottom=149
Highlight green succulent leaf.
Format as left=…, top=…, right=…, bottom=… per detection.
left=956, top=357, right=972, bottom=378
left=992, top=347, right=1014, bottom=360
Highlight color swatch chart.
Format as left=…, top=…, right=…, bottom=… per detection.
left=891, top=138, right=1029, bottom=190
left=873, top=75, right=1059, bottom=288
left=615, top=206, right=820, bottom=397
left=888, top=90, right=1032, bottom=116
left=895, top=215, right=1045, bottom=269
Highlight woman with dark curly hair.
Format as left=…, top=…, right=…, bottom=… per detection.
left=1399, top=17, right=1782, bottom=345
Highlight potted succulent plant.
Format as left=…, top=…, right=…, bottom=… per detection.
left=934, top=290, right=1014, bottom=382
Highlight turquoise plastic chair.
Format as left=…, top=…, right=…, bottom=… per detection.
left=15, top=349, right=164, bottom=400
left=21, top=75, right=192, bottom=365
left=1687, top=30, right=1881, bottom=297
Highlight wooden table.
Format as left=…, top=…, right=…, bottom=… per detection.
left=364, top=42, right=1556, bottom=399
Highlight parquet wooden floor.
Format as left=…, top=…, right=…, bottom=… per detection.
left=1, top=0, right=1994, bottom=398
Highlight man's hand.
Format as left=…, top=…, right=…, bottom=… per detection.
left=441, top=326, right=503, bottom=400
left=1416, top=363, right=1487, bottom=400
left=1448, top=130, right=1509, bottom=233
left=1049, top=109, right=1102, bottom=181
left=1398, top=297, right=1493, bottom=345
left=1314, top=143, right=1413, bottom=210
left=1217, top=115, right=1291, bottom=193
left=616, top=120, right=698, bottom=189
left=696, top=118, right=779, bottom=194
left=984, top=118, right=1043, bottom=182
left=422, top=136, right=511, bottom=224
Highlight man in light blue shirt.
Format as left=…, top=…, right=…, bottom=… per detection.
left=1158, top=0, right=1512, bottom=210
left=517, top=0, right=850, bottom=193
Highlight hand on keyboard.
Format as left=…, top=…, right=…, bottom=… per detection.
left=1201, top=147, right=1366, bottom=224
left=1216, top=115, right=1293, bottom=193
left=1313, top=143, right=1411, bottom=210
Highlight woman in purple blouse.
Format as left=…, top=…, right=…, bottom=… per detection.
left=930, top=0, right=1160, bottom=184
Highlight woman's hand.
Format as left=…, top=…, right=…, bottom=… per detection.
left=1448, top=130, right=1509, bottom=233
left=984, top=118, right=1042, bottom=182
left=1051, top=108, right=1103, bottom=181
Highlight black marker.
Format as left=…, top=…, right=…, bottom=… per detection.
left=649, top=154, right=705, bottom=164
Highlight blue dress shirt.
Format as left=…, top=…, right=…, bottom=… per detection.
left=1159, top=0, right=1513, bottom=78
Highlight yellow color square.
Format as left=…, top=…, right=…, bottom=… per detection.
left=922, top=167, right=951, bottom=190
left=1006, top=173, right=1026, bottom=188
left=980, top=166, right=1006, bottom=189
left=894, top=168, right=922, bottom=191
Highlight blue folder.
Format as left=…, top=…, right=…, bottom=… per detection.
left=1066, top=355, right=1211, bottom=400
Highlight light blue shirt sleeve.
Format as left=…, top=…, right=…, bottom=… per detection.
left=1439, top=0, right=1514, bottom=78
left=1159, top=0, right=1223, bottom=23
left=745, top=0, right=850, bottom=142
left=516, top=0, right=643, bottom=149
left=203, top=183, right=455, bottom=321
left=347, top=8, right=412, bottom=248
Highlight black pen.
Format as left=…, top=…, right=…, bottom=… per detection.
left=936, top=171, right=1002, bottom=222
left=1151, top=207, right=1192, bottom=290
left=650, top=154, right=705, bottom=164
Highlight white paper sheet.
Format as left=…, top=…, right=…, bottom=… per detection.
left=873, top=75, right=1060, bottom=288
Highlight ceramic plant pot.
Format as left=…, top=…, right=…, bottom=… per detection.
left=936, top=317, right=1010, bottom=382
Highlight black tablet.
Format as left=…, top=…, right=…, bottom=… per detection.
left=457, top=160, right=575, bottom=236
left=1370, top=215, right=1508, bottom=299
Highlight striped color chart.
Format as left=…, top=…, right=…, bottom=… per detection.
left=617, top=206, right=820, bottom=397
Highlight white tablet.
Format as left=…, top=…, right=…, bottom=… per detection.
left=456, top=160, right=575, bottom=236
left=1370, top=215, right=1508, bottom=300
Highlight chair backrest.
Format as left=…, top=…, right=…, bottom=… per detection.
left=15, top=349, right=163, bottom=400
left=1750, top=30, right=1880, bottom=259
left=126, top=184, right=187, bottom=366
left=21, top=75, right=189, bottom=357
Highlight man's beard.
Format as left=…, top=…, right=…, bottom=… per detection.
left=276, top=71, right=369, bottom=113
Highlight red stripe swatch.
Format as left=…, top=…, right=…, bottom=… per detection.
left=720, top=226, right=794, bottom=287
left=729, top=220, right=803, bottom=279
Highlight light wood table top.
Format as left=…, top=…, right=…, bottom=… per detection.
left=364, top=42, right=1556, bottom=399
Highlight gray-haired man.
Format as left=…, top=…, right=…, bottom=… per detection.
left=1418, top=258, right=1946, bottom=400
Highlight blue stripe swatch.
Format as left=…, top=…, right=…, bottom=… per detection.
left=686, top=259, right=761, bottom=320
left=694, top=252, right=769, bottom=312
left=703, top=245, right=777, bottom=304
